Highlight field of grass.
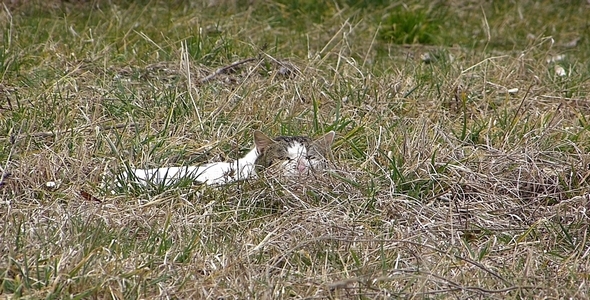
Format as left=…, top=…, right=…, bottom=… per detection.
left=1, top=0, right=589, bottom=298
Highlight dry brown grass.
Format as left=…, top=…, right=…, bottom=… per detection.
left=1, top=0, right=589, bottom=299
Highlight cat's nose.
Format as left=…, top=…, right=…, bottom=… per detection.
left=297, top=160, right=307, bottom=173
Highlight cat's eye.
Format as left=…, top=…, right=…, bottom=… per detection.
left=306, top=155, right=316, bottom=160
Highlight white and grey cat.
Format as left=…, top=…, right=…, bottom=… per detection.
left=123, top=130, right=335, bottom=187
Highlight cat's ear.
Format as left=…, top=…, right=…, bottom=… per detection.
left=253, top=130, right=275, bottom=153
left=312, top=131, right=335, bottom=150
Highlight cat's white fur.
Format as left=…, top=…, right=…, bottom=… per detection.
left=282, top=143, right=315, bottom=175
left=124, top=148, right=259, bottom=187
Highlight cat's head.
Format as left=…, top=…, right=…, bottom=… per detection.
left=253, top=131, right=336, bottom=176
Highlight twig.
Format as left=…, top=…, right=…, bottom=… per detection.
left=199, top=57, right=257, bottom=84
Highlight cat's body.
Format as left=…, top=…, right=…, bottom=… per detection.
left=128, top=147, right=259, bottom=186
left=124, top=130, right=335, bottom=187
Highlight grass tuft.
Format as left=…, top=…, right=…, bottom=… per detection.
left=379, top=3, right=448, bottom=45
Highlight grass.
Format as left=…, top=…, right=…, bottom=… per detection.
left=1, top=0, right=589, bottom=298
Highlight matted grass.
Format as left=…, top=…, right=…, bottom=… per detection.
left=1, top=0, right=589, bottom=298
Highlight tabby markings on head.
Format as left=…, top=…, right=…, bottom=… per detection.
left=253, top=131, right=335, bottom=176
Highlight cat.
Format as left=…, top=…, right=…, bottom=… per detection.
left=122, top=130, right=335, bottom=187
